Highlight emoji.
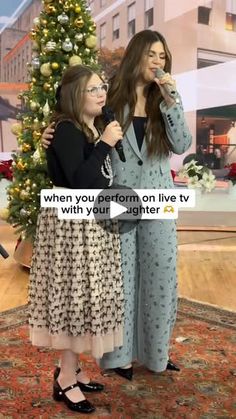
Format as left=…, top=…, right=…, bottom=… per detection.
left=163, top=205, right=174, bottom=213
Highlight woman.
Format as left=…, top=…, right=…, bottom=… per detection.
left=29, top=64, right=124, bottom=413
left=42, top=30, right=192, bottom=379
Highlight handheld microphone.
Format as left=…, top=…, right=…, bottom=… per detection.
left=0, top=244, right=9, bottom=259
left=102, top=106, right=126, bottom=162
left=155, top=68, right=176, bottom=98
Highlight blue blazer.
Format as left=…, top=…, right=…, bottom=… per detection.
left=111, top=97, right=192, bottom=189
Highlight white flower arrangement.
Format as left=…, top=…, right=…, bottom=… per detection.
left=178, top=159, right=216, bottom=192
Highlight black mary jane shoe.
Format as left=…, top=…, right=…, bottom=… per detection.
left=54, top=367, right=104, bottom=392
left=166, top=360, right=180, bottom=372
left=53, top=380, right=95, bottom=413
left=113, top=366, right=133, bottom=381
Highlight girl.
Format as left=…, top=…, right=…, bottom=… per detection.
left=29, top=65, right=124, bottom=413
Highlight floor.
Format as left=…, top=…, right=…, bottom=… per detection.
left=1, top=223, right=236, bottom=312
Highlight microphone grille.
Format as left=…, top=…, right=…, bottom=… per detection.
left=102, top=105, right=114, bottom=123
left=155, top=68, right=165, bottom=78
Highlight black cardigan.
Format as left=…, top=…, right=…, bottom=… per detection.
left=46, top=121, right=112, bottom=189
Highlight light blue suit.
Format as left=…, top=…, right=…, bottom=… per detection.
left=100, top=96, right=192, bottom=372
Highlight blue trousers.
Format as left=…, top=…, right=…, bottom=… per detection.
left=99, top=219, right=177, bottom=372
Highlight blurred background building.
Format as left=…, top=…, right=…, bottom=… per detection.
left=0, top=0, right=41, bottom=83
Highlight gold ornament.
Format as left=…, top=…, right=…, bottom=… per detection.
left=33, top=118, right=40, bottom=130
left=74, top=17, right=84, bottom=28
left=16, top=161, right=27, bottom=171
left=40, top=63, right=52, bottom=77
left=0, top=208, right=9, bottom=221
left=43, top=28, right=49, bottom=36
left=30, top=101, right=39, bottom=111
left=21, top=143, right=31, bottom=152
left=25, top=179, right=31, bottom=186
left=41, top=18, right=48, bottom=26
left=20, top=190, right=30, bottom=200
left=33, top=131, right=42, bottom=141
left=45, top=4, right=56, bottom=14
left=74, top=5, right=81, bottom=13
left=69, top=55, right=82, bottom=66
left=30, top=29, right=37, bottom=40
left=11, top=123, right=22, bottom=136
left=63, top=3, right=70, bottom=12
left=89, top=22, right=96, bottom=32
left=43, top=83, right=51, bottom=92
left=13, top=187, right=20, bottom=194
left=51, top=62, right=59, bottom=70
left=85, top=35, right=97, bottom=49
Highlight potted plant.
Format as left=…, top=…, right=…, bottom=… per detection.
left=178, top=159, right=216, bottom=192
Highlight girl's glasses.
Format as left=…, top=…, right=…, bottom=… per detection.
left=84, top=83, right=109, bottom=97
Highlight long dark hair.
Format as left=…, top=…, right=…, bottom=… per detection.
left=107, top=30, right=173, bottom=157
left=52, top=65, right=104, bottom=142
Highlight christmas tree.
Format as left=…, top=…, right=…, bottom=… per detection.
left=7, top=0, right=97, bottom=239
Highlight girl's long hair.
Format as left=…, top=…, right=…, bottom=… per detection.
left=107, top=30, right=173, bottom=157
left=51, top=65, right=104, bottom=142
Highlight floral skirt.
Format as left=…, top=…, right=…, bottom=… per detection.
left=29, top=208, right=124, bottom=359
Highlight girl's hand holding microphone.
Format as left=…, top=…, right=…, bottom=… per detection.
left=101, top=121, right=123, bottom=147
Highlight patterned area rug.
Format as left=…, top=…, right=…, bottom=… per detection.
left=0, top=298, right=236, bottom=418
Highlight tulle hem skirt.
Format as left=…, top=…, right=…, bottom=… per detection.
left=29, top=208, right=124, bottom=358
